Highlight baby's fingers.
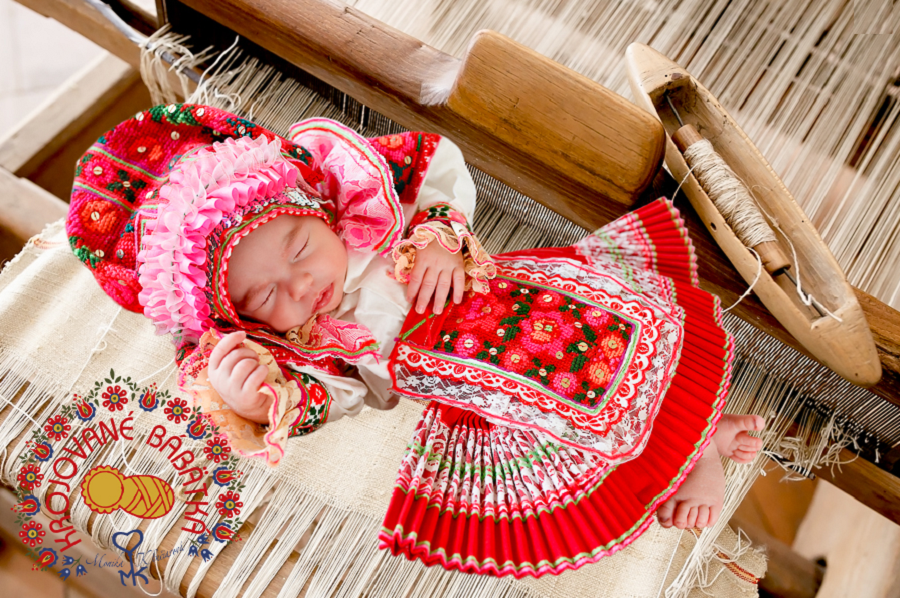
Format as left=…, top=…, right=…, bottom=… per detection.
left=209, top=331, right=247, bottom=371
left=452, top=267, right=465, bottom=305
left=231, top=357, right=261, bottom=389
left=218, top=347, right=259, bottom=376
left=433, top=269, right=453, bottom=315
left=242, top=364, right=268, bottom=398
left=415, top=268, right=438, bottom=314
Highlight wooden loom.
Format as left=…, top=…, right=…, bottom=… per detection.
left=1, top=0, right=900, bottom=595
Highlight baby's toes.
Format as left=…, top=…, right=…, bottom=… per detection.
left=696, top=505, right=710, bottom=528
left=737, top=433, right=763, bottom=451
left=657, top=500, right=675, bottom=528
left=673, top=502, right=693, bottom=529
left=731, top=449, right=756, bottom=463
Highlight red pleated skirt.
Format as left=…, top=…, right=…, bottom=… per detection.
left=380, top=198, right=733, bottom=578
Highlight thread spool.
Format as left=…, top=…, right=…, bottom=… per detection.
left=671, top=119, right=792, bottom=275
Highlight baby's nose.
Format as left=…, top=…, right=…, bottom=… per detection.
left=288, top=273, right=314, bottom=301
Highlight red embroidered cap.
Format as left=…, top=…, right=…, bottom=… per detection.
left=66, top=104, right=406, bottom=348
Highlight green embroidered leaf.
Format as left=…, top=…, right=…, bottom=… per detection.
left=499, top=316, right=521, bottom=326
left=570, top=354, right=588, bottom=373
left=582, top=324, right=597, bottom=342
left=502, top=326, right=521, bottom=341
left=476, top=351, right=489, bottom=360
left=525, top=368, right=539, bottom=377
left=490, top=356, right=500, bottom=365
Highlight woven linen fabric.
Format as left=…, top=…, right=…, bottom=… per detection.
left=0, top=220, right=764, bottom=597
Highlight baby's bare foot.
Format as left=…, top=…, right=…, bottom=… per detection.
left=656, top=442, right=724, bottom=529
left=713, top=414, right=765, bottom=464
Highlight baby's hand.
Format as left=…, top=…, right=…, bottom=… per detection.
left=406, top=242, right=466, bottom=315
left=207, top=332, right=273, bottom=424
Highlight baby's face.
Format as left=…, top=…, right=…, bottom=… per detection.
left=227, top=214, right=347, bottom=333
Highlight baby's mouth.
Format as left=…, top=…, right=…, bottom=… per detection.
left=312, top=283, right=334, bottom=313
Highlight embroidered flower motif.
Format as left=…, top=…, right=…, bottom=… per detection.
left=18, top=464, right=44, bottom=491
left=186, top=416, right=209, bottom=440
left=551, top=372, right=579, bottom=394
left=32, top=441, right=53, bottom=462
left=204, top=435, right=231, bottom=463
left=102, top=385, right=128, bottom=411
left=74, top=399, right=96, bottom=422
left=212, top=467, right=237, bottom=487
left=520, top=311, right=574, bottom=354
left=535, top=292, right=562, bottom=308
left=36, top=548, right=57, bottom=570
left=79, top=199, right=121, bottom=235
left=129, top=136, right=164, bottom=165
left=215, top=490, right=243, bottom=518
left=584, top=307, right=613, bottom=328
left=454, top=333, right=480, bottom=358
left=43, top=415, right=71, bottom=442
left=15, top=495, right=40, bottom=517
left=379, top=134, right=405, bottom=150
left=501, top=348, right=529, bottom=373
left=599, top=333, right=627, bottom=360
left=587, top=359, right=613, bottom=388
left=139, top=386, right=159, bottom=412
left=212, top=522, right=235, bottom=542
left=164, top=397, right=191, bottom=424
left=19, top=521, right=45, bottom=548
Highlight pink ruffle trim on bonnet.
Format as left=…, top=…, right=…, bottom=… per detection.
left=137, top=135, right=305, bottom=340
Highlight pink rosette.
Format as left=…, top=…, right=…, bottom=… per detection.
left=137, top=135, right=303, bottom=340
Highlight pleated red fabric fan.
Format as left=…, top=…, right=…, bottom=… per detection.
left=380, top=198, right=734, bottom=577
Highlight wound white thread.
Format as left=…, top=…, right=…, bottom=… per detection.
left=683, top=139, right=777, bottom=249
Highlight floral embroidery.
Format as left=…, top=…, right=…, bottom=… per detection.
left=215, top=490, right=243, bottom=518
left=164, top=397, right=191, bottom=424
left=31, top=442, right=53, bottom=462
left=393, top=256, right=684, bottom=456
left=212, top=522, right=236, bottom=542
left=138, top=384, right=159, bottom=412
left=101, top=385, right=128, bottom=412
left=212, top=467, right=238, bottom=487
left=186, top=416, right=209, bottom=440
left=204, top=435, right=231, bottom=463
left=73, top=397, right=95, bottom=422
left=427, top=276, right=632, bottom=408
left=43, top=415, right=71, bottom=442
left=19, top=521, right=45, bottom=548
left=17, top=464, right=43, bottom=491
left=287, top=372, right=332, bottom=437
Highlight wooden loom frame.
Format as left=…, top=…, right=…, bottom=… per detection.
left=1, top=0, right=899, bottom=594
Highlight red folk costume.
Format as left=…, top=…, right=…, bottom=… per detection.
left=67, top=104, right=733, bottom=579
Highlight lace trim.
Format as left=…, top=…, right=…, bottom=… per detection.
left=392, top=222, right=497, bottom=293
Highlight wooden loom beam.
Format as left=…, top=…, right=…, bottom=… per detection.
left=169, top=0, right=900, bottom=407
left=7, top=0, right=900, bottom=521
